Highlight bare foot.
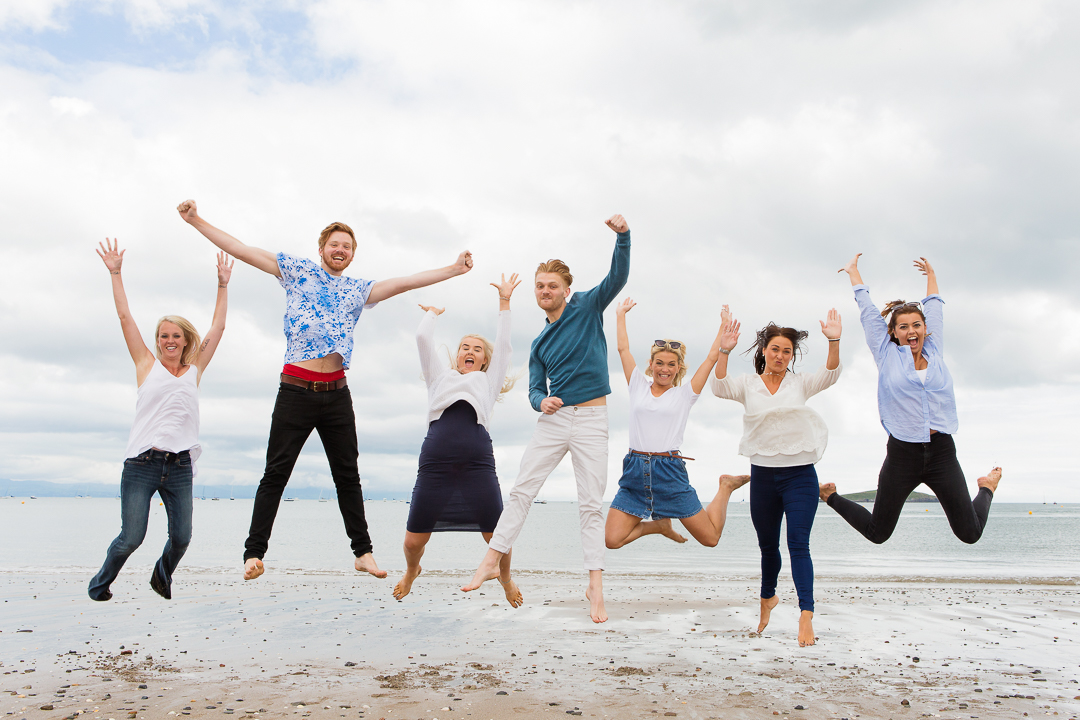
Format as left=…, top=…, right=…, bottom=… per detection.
left=462, top=550, right=502, bottom=592
left=798, top=610, right=816, bottom=647
left=819, top=483, right=836, bottom=502
left=499, top=577, right=524, bottom=607
left=243, top=558, right=264, bottom=581
left=354, top=553, right=388, bottom=578
left=586, top=589, right=608, bottom=623
left=720, top=473, right=751, bottom=492
left=977, top=467, right=1002, bottom=494
left=657, top=518, right=688, bottom=543
left=757, top=595, right=779, bottom=633
left=393, top=566, right=422, bottom=600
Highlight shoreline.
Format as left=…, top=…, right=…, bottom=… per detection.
left=2, top=573, right=1078, bottom=719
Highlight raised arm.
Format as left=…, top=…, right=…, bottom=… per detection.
left=819, top=308, right=841, bottom=371
left=368, top=251, right=473, bottom=304
left=615, top=297, right=637, bottom=384
left=177, top=199, right=281, bottom=277
left=689, top=305, right=732, bottom=394
left=590, top=215, right=631, bottom=309
left=485, top=274, right=519, bottom=397
left=915, top=257, right=939, bottom=296
left=96, top=239, right=155, bottom=378
left=194, top=252, right=233, bottom=380
left=838, top=252, right=864, bottom=286
left=712, top=313, right=740, bottom=380
left=416, top=304, right=446, bottom=385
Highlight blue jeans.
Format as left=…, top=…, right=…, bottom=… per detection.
left=750, top=464, right=819, bottom=613
left=88, top=450, right=193, bottom=600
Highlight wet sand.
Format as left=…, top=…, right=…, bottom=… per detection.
left=2, top=571, right=1078, bottom=719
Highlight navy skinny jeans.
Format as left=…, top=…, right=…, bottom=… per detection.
left=750, top=464, right=819, bottom=613
left=826, top=433, right=993, bottom=544
left=88, top=449, right=192, bottom=600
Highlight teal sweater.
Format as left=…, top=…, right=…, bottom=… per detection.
left=528, top=232, right=631, bottom=411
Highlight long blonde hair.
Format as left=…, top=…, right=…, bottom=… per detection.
left=448, top=334, right=519, bottom=397
left=645, top=339, right=688, bottom=386
left=154, top=315, right=201, bottom=366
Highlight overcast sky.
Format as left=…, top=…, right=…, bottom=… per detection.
left=1, top=0, right=1077, bottom=502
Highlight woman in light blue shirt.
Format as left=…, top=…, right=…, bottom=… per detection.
left=819, top=254, right=1001, bottom=544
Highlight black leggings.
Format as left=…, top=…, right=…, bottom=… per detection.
left=826, top=433, right=993, bottom=544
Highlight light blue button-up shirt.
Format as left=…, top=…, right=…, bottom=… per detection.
left=854, top=284, right=957, bottom=442
left=277, top=253, right=376, bottom=370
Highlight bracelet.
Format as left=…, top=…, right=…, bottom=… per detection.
left=499, top=296, right=510, bottom=301
left=719, top=348, right=731, bottom=355
left=828, top=338, right=840, bottom=342
left=218, top=284, right=228, bottom=288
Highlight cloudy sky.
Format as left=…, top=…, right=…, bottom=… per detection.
left=1, top=0, right=1077, bottom=502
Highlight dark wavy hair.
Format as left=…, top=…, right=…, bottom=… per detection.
left=744, top=323, right=809, bottom=375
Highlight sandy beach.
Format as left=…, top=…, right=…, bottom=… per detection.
left=2, top=570, right=1078, bottom=720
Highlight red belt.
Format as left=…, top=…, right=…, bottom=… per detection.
left=280, top=374, right=348, bottom=392
left=630, top=449, right=695, bottom=461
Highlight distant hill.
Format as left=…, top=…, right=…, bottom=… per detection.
left=0, top=479, right=411, bottom=501
left=827, top=489, right=938, bottom=503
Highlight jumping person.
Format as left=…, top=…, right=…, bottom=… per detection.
left=605, top=299, right=749, bottom=549
left=711, top=310, right=843, bottom=646
left=89, top=239, right=231, bottom=601
left=820, top=254, right=1001, bottom=544
left=393, top=274, right=523, bottom=606
left=462, top=215, right=631, bottom=623
left=177, top=199, right=473, bottom=581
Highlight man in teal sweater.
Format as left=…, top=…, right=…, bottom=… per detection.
left=463, top=214, right=630, bottom=623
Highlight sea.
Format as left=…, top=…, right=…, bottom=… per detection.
left=1, top=498, right=1076, bottom=583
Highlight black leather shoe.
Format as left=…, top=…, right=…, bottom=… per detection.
left=150, top=567, right=172, bottom=600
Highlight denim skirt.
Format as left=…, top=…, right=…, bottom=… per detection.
left=609, top=452, right=703, bottom=520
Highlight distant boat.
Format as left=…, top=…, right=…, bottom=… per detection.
left=212, top=497, right=220, bottom=501
left=230, top=496, right=235, bottom=500
left=29, top=496, right=37, bottom=500
left=284, top=497, right=296, bottom=502
left=533, top=500, right=547, bottom=504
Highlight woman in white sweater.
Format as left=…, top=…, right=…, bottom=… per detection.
left=89, top=239, right=231, bottom=601
left=393, top=274, right=522, bottom=605
left=712, top=310, right=842, bottom=647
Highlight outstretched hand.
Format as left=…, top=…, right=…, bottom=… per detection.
left=216, top=252, right=234, bottom=286
left=177, top=199, right=199, bottom=224
left=914, top=257, right=935, bottom=277
left=605, top=214, right=629, bottom=233
left=720, top=318, right=741, bottom=352
left=419, top=304, right=445, bottom=316
left=616, top=297, right=636, bottom=315
left=838, top=253, right=862, bottom=276
left=491, top=272, right=521, bottom=300
left=720, top=304, right=731, bottom=327
left=96, top=238, right=124, bottom=273
left=452, top=251, right=474, bottom=276
left=820, top=308, right=841, bottom=340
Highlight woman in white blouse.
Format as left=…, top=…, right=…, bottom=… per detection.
left=393, top=274, right=522, bottom=606
left=605, top=299, right=749, bottom=550
left=712, top=310, right=842, bottom=647
left=89, top=239, right=231, bottom=602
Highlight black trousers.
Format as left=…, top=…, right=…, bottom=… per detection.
left=826, top=433, right=993, bottom=545
left=244, top=382, right=372, bottom=561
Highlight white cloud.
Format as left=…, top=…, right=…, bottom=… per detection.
left=1, top=0, right=1078, bottom=501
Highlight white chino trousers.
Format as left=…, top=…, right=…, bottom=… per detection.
left=488, top=405, right=608, bottom=571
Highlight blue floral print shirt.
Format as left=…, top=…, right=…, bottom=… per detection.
left=276, top=253, right=376, bottom=370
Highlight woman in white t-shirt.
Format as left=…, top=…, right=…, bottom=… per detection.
left=88, top=239, right=231, bottom=602
left=605, top=299, right=750, bottom=551
left=711, top=310, right=842, bottom=647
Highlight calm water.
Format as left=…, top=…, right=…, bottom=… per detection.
left=1, top=498, right=1077, bottom=582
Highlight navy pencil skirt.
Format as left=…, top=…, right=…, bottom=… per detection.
left=406, top=400, right=504, bottom=533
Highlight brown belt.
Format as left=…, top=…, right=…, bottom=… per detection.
left=280, top=374, right=348, bottom=392
left=630, top=449, right=695, bottom=461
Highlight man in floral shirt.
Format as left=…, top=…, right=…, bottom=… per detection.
left=178, top=199, right=472, bottom=581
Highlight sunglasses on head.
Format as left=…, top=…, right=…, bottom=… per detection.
left=654, top=340, right=683, bottom=350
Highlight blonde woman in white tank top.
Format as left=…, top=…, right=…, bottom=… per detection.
left=88, top=239, right=232, bottom=602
